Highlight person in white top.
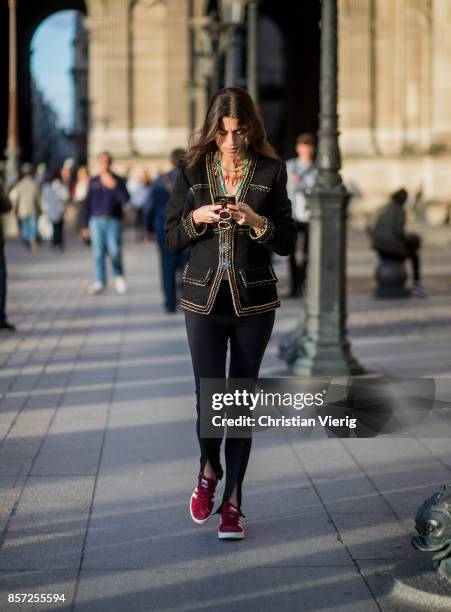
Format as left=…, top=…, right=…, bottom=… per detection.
left=74, top=166, right=90, bottom=233
left=127, top=168, right=152, bottom=241
left=41, top=169, right=70, bottom=250
left=285, top=133, right=318, bottom=297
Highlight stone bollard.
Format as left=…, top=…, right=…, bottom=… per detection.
left=375, top=256, right=410, bottom=298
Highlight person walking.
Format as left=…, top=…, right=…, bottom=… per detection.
left=370, top=187, right=427, bottom=297
left=285, top=133, right=318, bottom=297
left=0, top=180, right=15, bottom=331
left=9, top=164, right=41, bottom=251
left=128, top=168, right=152, bottom=241
left=41, top=169, right=70, bottom=251
left=74, top=166, right=90, bottom=229
left=165, top=87, right=296, bottom=540
left=145, top=149, right=189, bottom=313
left=81, top=152, right=129, bottom=295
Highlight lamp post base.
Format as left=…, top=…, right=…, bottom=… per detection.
left=289, top=338, right=365, bottom=377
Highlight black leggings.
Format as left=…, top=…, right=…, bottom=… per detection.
left=184, top=280, right=275, bottom=512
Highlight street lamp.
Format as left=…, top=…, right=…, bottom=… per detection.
left=279, top=0, right=364, bottom=377
left=6, top=0, right=20, bottom=190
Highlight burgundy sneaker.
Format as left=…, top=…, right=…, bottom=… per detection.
left=190, top=473, right=217, bottom=524
left=218, top=501, right=245, bottom=540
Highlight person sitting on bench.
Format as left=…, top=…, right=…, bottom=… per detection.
left=370, top=188, right=427, bottom=298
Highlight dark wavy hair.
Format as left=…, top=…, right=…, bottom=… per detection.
left=185, top=87, right=278, bottom=169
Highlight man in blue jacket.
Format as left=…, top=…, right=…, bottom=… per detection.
left=144, top=149, right=189, bottom=312
left=82, top=152, right=129, bottom=295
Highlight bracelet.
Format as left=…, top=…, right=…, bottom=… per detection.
left=251, top=216, right=268, bottom=238
left=249, top=216, right=275, bottom=243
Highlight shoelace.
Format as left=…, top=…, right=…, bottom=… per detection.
left=220, top=508, right=244, bottom=529
left=196, top=478, right=215, bottom=504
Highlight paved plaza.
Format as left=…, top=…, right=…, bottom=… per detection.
left=0, top=227, right=451, bottom=611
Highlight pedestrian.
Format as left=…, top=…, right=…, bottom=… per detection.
left=9, top=163, right=41, bottom=251
left=41, top=169, right=70, bottom=251
left=0, top=180, right=15, bottom=331
left=370, top=187, right=427, bottom=297
left=165, top=87, right=296, bottom=540
left=81, top=152, right=129, bottom=295
left=285, top=133, right=318, bottom=297
left=73, top=165, right=90, bottom=233
left=128, top=168, right=152, bottom=241
left=144, top=150, right=188, bottom=313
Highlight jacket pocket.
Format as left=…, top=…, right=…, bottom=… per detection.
left=182, top=263, right=214, bottom=286
left=238, top=265, right=278, bottom=288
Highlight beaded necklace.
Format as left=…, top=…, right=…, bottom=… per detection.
left=213, top=153, right=249, bottom=196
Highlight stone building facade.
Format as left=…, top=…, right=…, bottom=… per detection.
left=338, top=0, right=451, bottom=217
left=78, top=0, right=451, bottom=216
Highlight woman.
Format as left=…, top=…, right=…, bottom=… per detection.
left=165, top=87, right=296, bottom=540
left=41, top=169, right=70, bottom=250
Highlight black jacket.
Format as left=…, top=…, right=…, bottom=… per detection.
left=165, top=152, right=296, bottom=316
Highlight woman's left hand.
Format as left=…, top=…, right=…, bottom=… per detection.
left=226, top=202, right=265, bottom=231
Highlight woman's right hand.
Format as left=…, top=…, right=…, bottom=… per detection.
left=192, top=204, right=222, bottom=225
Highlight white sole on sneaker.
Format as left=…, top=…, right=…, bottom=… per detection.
left=218, top=531, right=245, bottom=540
left=189, top=490, right=211, bottom=525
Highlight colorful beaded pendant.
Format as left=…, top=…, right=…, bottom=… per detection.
left=213, top=154, right=249, bottom=188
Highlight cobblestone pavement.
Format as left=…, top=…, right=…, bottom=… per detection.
left=0, top=228, right=450, bottom=611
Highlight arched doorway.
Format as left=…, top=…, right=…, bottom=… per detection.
left=0, top=0, right=86, bottom=164
left=259, top=0, right=321, bottom=159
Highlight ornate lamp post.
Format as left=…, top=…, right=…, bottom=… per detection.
left=219, top=0, right=246, bottom=87
left=6, top=0, right=20, bottom=189
left=280, top=0, right=364, bottom=377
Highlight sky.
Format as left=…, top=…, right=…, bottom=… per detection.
left=31, top=10, right=77, bottom=130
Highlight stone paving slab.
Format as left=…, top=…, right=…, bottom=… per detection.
left=0, top=501, right=90, bottom=570
left=74, top=566, right=378, bottom=612
left=0, top=231, right=450, bottom=610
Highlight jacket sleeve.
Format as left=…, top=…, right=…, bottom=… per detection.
left=112, top=177, right=129, bottom=205
left=143, top=184, right=156, bottom=233
left=81, top=181, right=93, bottom=229
left=248, top=161, right=297, bottom=256
left=165, top=167, right=207, bottom=252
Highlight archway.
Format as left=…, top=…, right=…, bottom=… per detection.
left=259, top=0, right=321, bottom=159
left=0, top=0, right=86, bottom=164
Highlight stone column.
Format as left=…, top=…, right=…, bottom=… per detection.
left=338, top=0, right=376, bottom=156
left=431, top=0, right=451, bottom=151
left=86, top=0, right=132, bottom=161
left=403, top=0, right=432, bottom=153
left=128, top=0, right=190, bottom=162
left=372, top=0, right=405, bottom=155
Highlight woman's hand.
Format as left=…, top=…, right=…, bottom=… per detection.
left=192, top=204, right=222, bottom=225
left=226, top=202, right=265, bottom=231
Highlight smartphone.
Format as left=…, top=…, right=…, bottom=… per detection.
left=214, top=195, right=235, bottom=208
